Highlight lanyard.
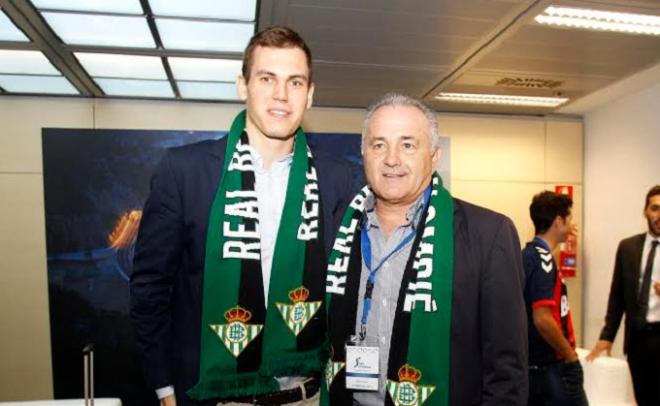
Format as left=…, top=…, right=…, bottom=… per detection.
left=358, top=188, right=430, bottom=340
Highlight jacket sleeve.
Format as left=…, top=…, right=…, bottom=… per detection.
left=130, top=151, right=184, bottom=390
left=599, top=241, right=626, bottom=342
left=480, top=216, right=528, bottom=405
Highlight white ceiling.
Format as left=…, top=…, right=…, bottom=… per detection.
left=0, top=0, right=659, bottom=116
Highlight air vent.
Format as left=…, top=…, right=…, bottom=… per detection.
left=495, top=77, right=563, bottom=89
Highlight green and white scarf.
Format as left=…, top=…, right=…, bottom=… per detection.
left=187, top=110, right=326, bottom=400
left=322, top=173, right=454, bottom=406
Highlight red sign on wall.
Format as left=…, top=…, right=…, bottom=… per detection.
left=556, top=184, right=576, bottom=278
left=555, top=185, right=573, bottom=198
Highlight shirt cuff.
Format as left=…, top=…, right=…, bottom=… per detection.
left=156, top=385, right=174, bottom=400
left=532, top=299, right=556, bottom=309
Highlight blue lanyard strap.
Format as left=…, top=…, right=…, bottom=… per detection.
left=358, top=188, right=430, bottom=340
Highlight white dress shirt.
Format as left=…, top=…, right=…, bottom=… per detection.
left=641, top=232, right=660, bottom=323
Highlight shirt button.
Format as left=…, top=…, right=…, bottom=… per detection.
left=383, top=262, right=389, bottom=269
left=382, top=299, right=388, bottom=307
left=381, top=336, right=387, bottom=344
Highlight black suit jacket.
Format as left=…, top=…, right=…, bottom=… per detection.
left=129, top=136, right=353, bottom=405
left=599, top=233, right=646, bottom=354
left=449, top=199, right=528, bottom=405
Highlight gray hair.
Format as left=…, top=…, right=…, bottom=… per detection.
left=361, top=92, right=440, bottom=152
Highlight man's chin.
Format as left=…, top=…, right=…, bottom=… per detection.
left=264, top=129, right=297, bottom=140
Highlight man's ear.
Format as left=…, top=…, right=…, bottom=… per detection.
left=306, top=82, right=315, bottom=109
left=552, top=215, right=564, bottom=229
left=237, top=75, right=248, bottom=101
left=432, top=147, right=441, bottom=168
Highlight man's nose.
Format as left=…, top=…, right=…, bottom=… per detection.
left=383, top=146, right=400, bottom=167
left=273, top=80, right=287, bottom=101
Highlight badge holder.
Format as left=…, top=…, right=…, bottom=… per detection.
left=345, top=334, right=380, bottom=391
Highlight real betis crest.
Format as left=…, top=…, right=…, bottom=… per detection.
left=209, top=305, right=263, bottom=358
left=386, top=364, right=436, bottom=406
left=324, top=346, right=345, bottom=390
left=275, top=286, right=321, bottom=336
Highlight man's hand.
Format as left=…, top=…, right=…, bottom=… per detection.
left=586, top=339, right=612, bottom=361
left=160, top=395, right=176, bottom=406
left=653, top=281, right=660, bottom=297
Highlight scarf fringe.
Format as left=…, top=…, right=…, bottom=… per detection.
left=186, top=371, right=279, bottom=400
left=261, top=347, right=324, bottom=377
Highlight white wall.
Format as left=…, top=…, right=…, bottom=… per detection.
left=583, top=83, right=660, bottom=357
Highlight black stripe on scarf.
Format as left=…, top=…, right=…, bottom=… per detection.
left=297, top=157, right=327, bottom=351
left=384, top=213, right=428, bottom=406
left=236, top=132, right=266, bottom=373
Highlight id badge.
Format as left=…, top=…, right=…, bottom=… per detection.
left=345, top=336, right=380, bottom=391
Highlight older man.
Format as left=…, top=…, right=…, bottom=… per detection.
left=322, top=93, right=527, bottom=406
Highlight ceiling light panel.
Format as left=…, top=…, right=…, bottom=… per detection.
left=156, top=19, right=253, bottom=52
left=177, top=81, right=239, bottom=100
left=42, top=12, right=155, bottom=48
left=76, top=53, right=166, bottom=79
left=535, top=6, right=660, bottom=36
left=95, top=78, right=174, bottom=98
left=0, top=9, right=29, bottom=41
left=150, top=0, right=257, bottom=21
left=168, top=57, right=241, bottom=81
left=31, top=0, right=143, bottom=15
left=0, top=50, right=59, bottom=74
left=435, top=92, right=569, bottom=108
left=0, top=74, right=78, bottom=94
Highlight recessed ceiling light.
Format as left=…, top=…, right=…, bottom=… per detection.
left=0, top=9, right=29, bottom=41
left=150, top=0, right=257, bottom=21
left=534, top=6, right=660, bottom=36
left=95, top=78, right=174, bottom=98
left=177, top=81, right=239, bottom=100
left=0, top=74, right=78, bottom=94
left=168, top=57, right=241, bottom=81
left=31, top=0, right=143, bottom=15
left=75, top=53, right=166, bottom=79
left=42, top=12, right=155, bottom=48
left=435, top=92, right=569, bottom=107
left=156, top=19, right=253, bottom=52
left=0, top=50, right=59, bottom=74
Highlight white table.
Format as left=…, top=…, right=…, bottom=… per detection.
left=576, top=348, right=636, bottom=406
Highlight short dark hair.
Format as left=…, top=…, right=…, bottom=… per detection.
left=530, top=191, right=573, bottom=235
left=241, top=25, right=312, bottom=83
left=645, top=185, right=660, bottom=209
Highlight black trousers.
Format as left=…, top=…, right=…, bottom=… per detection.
left=528, top=360, right=588, bottom=406
left=627, top=324, right=660, bottom=406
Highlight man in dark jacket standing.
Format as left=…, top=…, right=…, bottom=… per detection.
left=130, top=26, right=353, bottom=406
left=587, top=185, right=660, bottom=406
left=322, top=93, right=527, bottom=406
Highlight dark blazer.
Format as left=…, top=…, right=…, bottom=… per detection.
left=599, top=233, right=646, bottom=353
left=130, top=136, right=354, bottom=405
left=449, top=199, right=528, bottom=405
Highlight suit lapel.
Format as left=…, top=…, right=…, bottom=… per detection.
left=629, top=233, right=646, bottom=289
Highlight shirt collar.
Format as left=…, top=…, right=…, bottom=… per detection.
left=533, top=236, right=551, bottom=251
left=246, top=144, right=293, bottom=173
left=363, top=189, right=428, bottom=231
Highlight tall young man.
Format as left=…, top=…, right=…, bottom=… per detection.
left=130, top=26, right=353, bottom=406
left=523, top=191, right=587, bottom=406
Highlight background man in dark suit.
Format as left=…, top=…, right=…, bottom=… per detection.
left=587, top=185, right=660, bottom=406
left=323, top=93, right=527, bottom=406
left=130, top=26, right=352, bottom=406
